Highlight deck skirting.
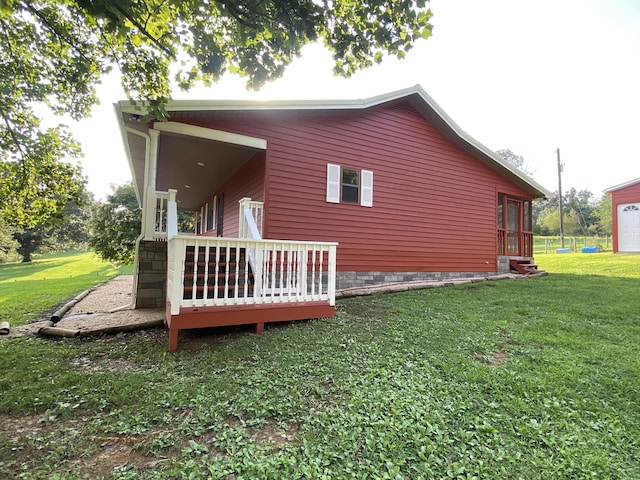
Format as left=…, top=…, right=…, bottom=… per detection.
left=165, top=301, right=334, bottom=351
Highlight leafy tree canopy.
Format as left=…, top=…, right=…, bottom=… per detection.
left=1, top=0, right=433, bottom=227
left=11, top=187, right=94, bottom=262
left=495, top=149, right=536, bottom=178
left=88, top=183, right=141, bottom=265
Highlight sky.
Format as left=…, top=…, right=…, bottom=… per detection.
left=64, top=0, right=640, bottom=201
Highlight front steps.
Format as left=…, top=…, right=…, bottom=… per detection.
left=509, top=258, right=540, bottom=275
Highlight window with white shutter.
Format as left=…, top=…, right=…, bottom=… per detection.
left=326, top=163, right=373, bottom=207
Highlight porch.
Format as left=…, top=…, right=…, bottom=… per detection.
left=497, top=193, right=536, bottom=273
left=146, top=192, right=337, bottom=351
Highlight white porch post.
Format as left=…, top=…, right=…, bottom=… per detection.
left=328, top=245, right=337, bottom=306
left=167, top=189, right=178, bottom=239
left=239, top=197, right=252, bottom=238
left=143, top=129, right=160, bottom=239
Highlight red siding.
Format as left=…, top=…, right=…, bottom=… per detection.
left=201, top=152, right=265, bottom=238
left=610, top=181, right=640, bottom=253
left=174, top=101, right=534, bottom=273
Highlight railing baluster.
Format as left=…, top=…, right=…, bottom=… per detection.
left=311, top=248, right=317, bottom=297
left=300, top=247, right=308, bottom=300
left=233, top=240, right=240, bottom=301
left=318, top=245, right=324, bottom=295
left=286, top=244, right=292, bottom=298
left=203, top=243, right=210, bottom=302
left=214, top=241, right=220, bottom=301
left=270, top=245, right=277, bottom=303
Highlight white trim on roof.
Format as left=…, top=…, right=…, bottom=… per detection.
left=115, top=84, right=551, bottom=198
left=604, top=177, right=640, bottom=193
left=152, top=121, right=267, bottom=150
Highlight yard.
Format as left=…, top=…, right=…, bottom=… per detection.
left=1, top=252, right=639, bottom=479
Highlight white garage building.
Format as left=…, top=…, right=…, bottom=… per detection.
left=606, top=178, right=640, bottom=253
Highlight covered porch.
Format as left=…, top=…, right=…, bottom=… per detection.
left=117, top=110, right=338, bottom=351
left=497, top=193, right=536, bottom=274
left=146, top=191, right=337, bottom=352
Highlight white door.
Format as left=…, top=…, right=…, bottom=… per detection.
left=618, top=203, right=640, bottom=252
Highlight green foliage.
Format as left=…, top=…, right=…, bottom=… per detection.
left=0, top=124, right=85, bottom=230
left=88, top=183, right=141, bottom=264
left=45, top=191, right=95, bottom=250
left=535, top=189, right=610, bottom=236
left=10, top=188, right=95, bottom=262
left=1, top=253, right=639, bottom=477
left=596, top=194, right=612, bottom=235
left=1, top=0, right=433, bottom=229
left=0, top=215, right=19, bottom=263
left=495, top=148, right=536, bottom=177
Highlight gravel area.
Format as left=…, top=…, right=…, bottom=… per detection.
left=4, top=275, right=165, bottom=338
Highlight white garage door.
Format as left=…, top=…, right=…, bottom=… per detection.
left=618, top=203, right=640, bottom=252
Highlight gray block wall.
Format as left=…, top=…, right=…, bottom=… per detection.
left=336, top=270, right=496, bottom=290
left=135, top=240, right=167, bottom=309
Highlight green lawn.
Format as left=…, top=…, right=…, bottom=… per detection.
left=0, top=251, right=131, bottom=326
left=0, top=252, right=639, bottom=479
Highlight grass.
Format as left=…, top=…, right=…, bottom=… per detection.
left=0, top=251, right=131, bottom=326
left=0, top=252, right=639, bottom=478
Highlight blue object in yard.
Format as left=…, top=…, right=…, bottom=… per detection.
left=582, top=246, right=599, bottom=253
left=556, top=248, right=571, bottom=253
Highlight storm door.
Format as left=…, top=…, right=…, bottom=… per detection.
left=505, top=199, right=522, bottom=255
left=498, top=194, right=533, bottom=256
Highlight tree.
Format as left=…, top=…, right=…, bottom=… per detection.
left=11, top=187, right=94, bottom=262
left=1, top=0, right=433, bottom=228
left=48, top=189, right=96, bottom=250
left=540, top=209, right=581, bottom=236
left=0, top=215, right=19, bottom=263
left=594, top=194, right=612, bottom=236
left=89, top=183, right=141, bottom=264
left=495, top=149, right=536, bottom=178
left=13, top=228, right=45, bottom=263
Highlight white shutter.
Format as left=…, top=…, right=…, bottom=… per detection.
left=326, top=163, right=341, bottom=203
left=361, top=169, right=373, bottom=207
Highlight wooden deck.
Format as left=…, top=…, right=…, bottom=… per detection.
left=165, top=301, right=335, bottom=351
left=164, top=235, right=337, bottom=351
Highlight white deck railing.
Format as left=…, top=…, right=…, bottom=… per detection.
left=167, top=236, right=337, bottom=315
left=144, top=188, right=177, bottom=240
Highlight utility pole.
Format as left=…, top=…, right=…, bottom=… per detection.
left=557, top=148, right=564, bottom=248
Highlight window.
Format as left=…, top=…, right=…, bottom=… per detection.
left=342, top=169, right=359, bottom=203
left=326, top=163, right=373, bottom=207
left=205, top=196, right=216, bottom=231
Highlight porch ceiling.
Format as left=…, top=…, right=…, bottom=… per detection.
left=156, top=132, right=260, bottom=210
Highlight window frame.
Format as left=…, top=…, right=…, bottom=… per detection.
left=326, top=163, right=373, bottom=207
left=341, top=168, right=360, bottom=204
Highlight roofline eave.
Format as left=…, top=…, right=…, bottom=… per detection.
left=115, top=84, right=552, bottom=199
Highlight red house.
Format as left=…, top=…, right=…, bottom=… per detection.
left=115, top=85, right=549, bottom=350
left=605, top=178, right=640, bottom=253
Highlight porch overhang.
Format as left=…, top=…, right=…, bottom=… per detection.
left=115, top=105, right=267, bottom=211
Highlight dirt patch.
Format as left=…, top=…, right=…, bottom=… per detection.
left=474, top=350, right=509, bottom=366
left=252, top=419, right=299, bottom=448
left=0, top=414, right=45, bottom=441
left=70, top=354, right=140, bottom=373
